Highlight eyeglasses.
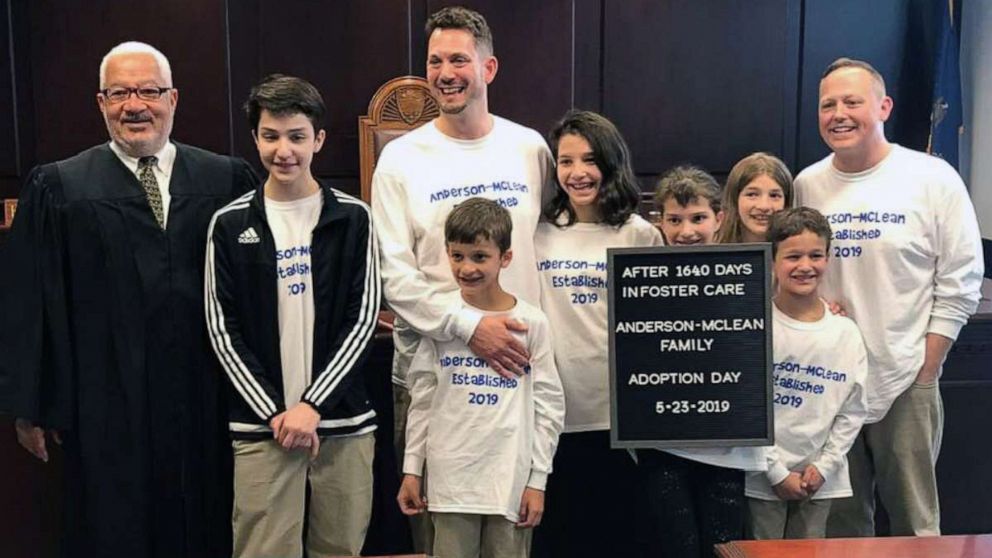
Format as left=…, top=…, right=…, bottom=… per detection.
left=99, top=86, right=172, bottom=103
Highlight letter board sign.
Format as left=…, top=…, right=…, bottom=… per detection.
left=609, top=244, right=773, bottom=448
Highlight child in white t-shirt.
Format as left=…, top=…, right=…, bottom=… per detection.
left=745, top=207, right=868, bottom=539
left=397, top=197, right=565, bottom=558
left=640, top=166, right=769, bottom=558
left=533, top=109, right=662, bottom=556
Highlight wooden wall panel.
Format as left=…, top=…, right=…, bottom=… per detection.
left=0, top=416, right=63, bottom=558
left=797, top=0, right=936, bottom=170
left=426, top=0, right=575, bottom=138
left=0, top=0, right=17, bottom=181
left=1, top=4, right=984, bottom=558
left=573, top=0, right=604, bottom=113
left=26, top=0, right=230, bottom=163
left=603, top=1, right=800, bottom=178
left=935, top=319, right=992, bottom=534
left=0, top=0, right=32, bottom=200
left=227, top=0, right=412, bottom=195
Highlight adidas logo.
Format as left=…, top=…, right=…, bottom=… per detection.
left=238, top=227, right=261, bottom=244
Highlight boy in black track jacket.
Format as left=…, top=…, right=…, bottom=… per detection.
left=205, top=74, right=380, bottom=558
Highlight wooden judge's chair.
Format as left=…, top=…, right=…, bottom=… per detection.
left=358, top=76, right=439, bottom=334
left=356, top=77, right=440, bottom=555
left=358, top=76, right=439, bottom=203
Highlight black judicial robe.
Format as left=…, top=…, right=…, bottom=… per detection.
left=0, top=143, right=256, bottom=558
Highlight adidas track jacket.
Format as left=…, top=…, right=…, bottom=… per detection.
left=205, top=182, right=381, bottom=439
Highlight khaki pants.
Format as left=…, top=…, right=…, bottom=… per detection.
left=432, top=513, right=531, bottom=558
left=394, top=383, right=435, bottom=554
left=748, top=497, right=832, bottom=539
left=232, top=433, right=375, bottom=558
left=826, top=381, right=943, bottom=537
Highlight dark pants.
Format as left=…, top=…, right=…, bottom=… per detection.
left=532, top=431, right=644, bottom=557
left=637, top=450, right=745, bottom=558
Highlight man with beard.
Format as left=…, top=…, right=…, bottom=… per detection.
left=0, top=41, right=255, bottom=557
left=371, top=6, right=554, bottom=552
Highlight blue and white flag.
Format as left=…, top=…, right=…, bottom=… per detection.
left=928, top=0, right=963, bottom=172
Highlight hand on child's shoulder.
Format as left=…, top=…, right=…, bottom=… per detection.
left=823, top=298, right=847, bottom=317
left=468, top=315, right=530, bottom=378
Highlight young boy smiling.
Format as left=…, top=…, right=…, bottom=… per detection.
left=397, top=197, right=564, bottom=558
left=745, top=207, right=868, bottom=539
left=206, top=74, right=380, bottom=558
left=653, top=165, right=725, bottom=246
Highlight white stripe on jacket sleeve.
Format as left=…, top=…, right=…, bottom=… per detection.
left=204, top=193, right=279, bottom=420
left=303, top=191, right=381, bottom=406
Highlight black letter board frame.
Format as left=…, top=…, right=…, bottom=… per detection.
left=608, top=244, right=773, bottom=449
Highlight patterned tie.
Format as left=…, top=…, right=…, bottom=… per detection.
left=138, top=156, right=165, bottom=229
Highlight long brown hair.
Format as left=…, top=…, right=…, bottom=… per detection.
left=717, top=153, right=794, bottom=244
left=545, top=110, right=641, bottom=227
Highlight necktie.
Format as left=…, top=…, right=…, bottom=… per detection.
left=138, top=156, right=165, bottom=229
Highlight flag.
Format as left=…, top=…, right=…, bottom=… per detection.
left=928, top=0, right=963, bottom=171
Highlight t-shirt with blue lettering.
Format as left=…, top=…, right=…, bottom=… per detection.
left=265, top=191, right=322, bottom=406
left=370, top=116, right=553, bottom=386
left=795, top=145, right=983, bottom=422
left=402, top=299, right=565, bottom=522
left=535, top=214, right=662, bottom=432
left=746, top=300, right=868, bottom=500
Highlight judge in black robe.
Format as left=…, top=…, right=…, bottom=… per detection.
left=0, top=42, right=255, bottom=558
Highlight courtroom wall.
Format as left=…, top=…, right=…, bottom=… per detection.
left=0, top=0, right=942, bottom=200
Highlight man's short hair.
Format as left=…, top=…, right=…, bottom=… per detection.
left=426, top=6, right=494, bottom=55
left=445, top=197, right=512, bottom=253
left=654, top=165, right=722, bottom=215
left=822, top=57, right=886, bottom=97
left=768, top=207, right=833, bottom=257
left=244, top=74, right=325, bottom=132
left=100, top=41, right=172, bottom=88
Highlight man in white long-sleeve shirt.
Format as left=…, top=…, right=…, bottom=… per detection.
left=795, top=57, right=985, bottom=537
left=370, top=6, right=553, bottom=551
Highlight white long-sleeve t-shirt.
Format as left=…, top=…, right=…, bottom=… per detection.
left=266, top=192, right=322, bottom=407
left=402, top=299, right=565, bottom=522
left=745, top=301, right=868, bottom=500
left=795, top=145, right=984, bottom=422
left=371, top=117, right=553, bottom=385
left=535, top=214, right=663, bottom=432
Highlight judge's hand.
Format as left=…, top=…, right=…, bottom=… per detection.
left=15, top=418, right=60, bottom=463
left=397, top=474, right=426, bottom=515
left=516, top=487, right=545, bottom=528
left=772, top=472, right=808, bottom=501
left=468, top=316, right=530, bottom=379
left=801, top=464, right=825, bottom=495
left=274, top=403, right=320, bottom=452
